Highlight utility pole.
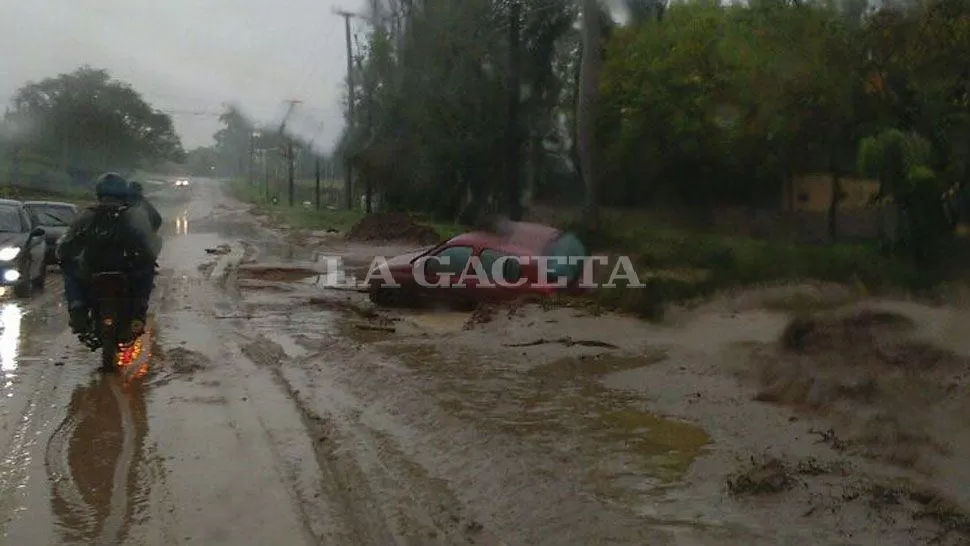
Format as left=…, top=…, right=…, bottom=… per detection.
left=335, top=8, right=357, bottom=211
left=279, top=100, right=301, bottom=207
left=359, top=55, right=375, bottom=214
left=249, top=131, right=256, bottom=186
left=315, top=156, right=322, bottom=211
left=506, top=0, right=523, bottom=221
left=263, top=150, right=270, bottom=202
left=577, top=0, right=603, bottom=231
left=287, top=139, right=295, bottom=207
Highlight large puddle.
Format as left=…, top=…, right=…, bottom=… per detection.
left=388, top=344, right=711, bottom=494
left=46, top=376, right=152, bottom=545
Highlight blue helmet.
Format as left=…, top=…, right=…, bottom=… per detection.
left=94, top=172, right=130, bottom=199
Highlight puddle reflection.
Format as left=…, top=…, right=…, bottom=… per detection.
left=0, top=302, right=23, bottom=383
left=175, top=213, right=189, bottom=235
left=46, top=377, right=150, bottom=544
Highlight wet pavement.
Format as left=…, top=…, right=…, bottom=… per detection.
left=0, top=181, right=339, bottom=545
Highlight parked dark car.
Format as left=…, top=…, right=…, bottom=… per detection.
left=368, top=221, right=588, bottom=309
left=0, top=199, right=47, bottom=297
left=24, top=201, right=78, bottom=265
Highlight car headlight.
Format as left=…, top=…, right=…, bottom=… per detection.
left=0, top=247, right=20, bottom=261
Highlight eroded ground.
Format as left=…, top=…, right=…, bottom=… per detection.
left=0, top=180, right=969, bottom=545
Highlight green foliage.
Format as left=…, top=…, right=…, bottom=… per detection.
left=587, top=220, right=926, bottom=319
left=335, top=0, right=579, bottom=222
left=213, top=0, right=968, bottom=304
left=857, top=128, right=952, bottom=262
left=598, top=0, right=866, bottom=207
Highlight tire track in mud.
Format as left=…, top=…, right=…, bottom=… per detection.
left=240, top=334, right=502, bottom=546
left=144, top=241, right=337, bottom=545
left=181, top=195, right=495, bottom=544
left=233, top=337, right=383, bottom=546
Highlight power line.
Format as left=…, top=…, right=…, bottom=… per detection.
left=156, top=108, right=224, bottom=117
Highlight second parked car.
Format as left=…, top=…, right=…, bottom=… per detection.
left=24, top=201, right=78, bottom=265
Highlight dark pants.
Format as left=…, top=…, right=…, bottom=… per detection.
left=62, top=260, right=157, bottom=320
left=62, top=260, right=87, bottom=308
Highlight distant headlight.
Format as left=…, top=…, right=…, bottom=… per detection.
left=0, top=247, right=20, bottom=261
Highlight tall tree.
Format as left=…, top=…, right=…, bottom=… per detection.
left=8, top=66, right=183, bottom=182
left=578, top=0, right=604, bottom=230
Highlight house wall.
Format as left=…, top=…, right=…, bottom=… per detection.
left=783, top=174, right=882, bottom=212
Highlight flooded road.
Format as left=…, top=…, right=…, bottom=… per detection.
left=0, top=181, right=338, bottom=545
left=0, top=179, right=963, bottom=545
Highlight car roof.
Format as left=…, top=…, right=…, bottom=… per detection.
left=0, top=198, right=23, bottom=207
left=446, top=221, right=563, bottom=254
left=23, top=200, right=77, bottom=207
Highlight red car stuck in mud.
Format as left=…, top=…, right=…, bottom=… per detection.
left=367, top=221, right=588, bottom=308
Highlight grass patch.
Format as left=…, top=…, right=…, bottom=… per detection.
left=227, top=179, right=463, bottom=239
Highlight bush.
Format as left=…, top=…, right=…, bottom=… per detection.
left=583, top=221, right=927, bottom=319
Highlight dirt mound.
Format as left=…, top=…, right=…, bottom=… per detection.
left=782, top=309, right=915, bottom=353
left=346, top=213, right=442, bottom=245
left=778, top=310, right=950, bottom=372
left=747, top=309, right=969, bottom=469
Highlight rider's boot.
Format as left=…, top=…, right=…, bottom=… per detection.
left=130, top=319, right=145, bottom=337
left=130, top=302, right=148, bottom=337
left=68, top=302, right=89, bottom=333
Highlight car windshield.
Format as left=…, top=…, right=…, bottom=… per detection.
left=26, top=205, right=75, bottom=227
left=0, top=207, right=22, bottom=233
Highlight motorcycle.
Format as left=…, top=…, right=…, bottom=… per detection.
left=78, top=271, right=138, bottom=372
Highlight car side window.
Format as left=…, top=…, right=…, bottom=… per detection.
left=480, top=249, right=520, bottom=282
left=434, top=246, right=473, bottom=275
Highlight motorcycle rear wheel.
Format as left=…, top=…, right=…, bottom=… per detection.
left=101, top=343, right=117, bottom=372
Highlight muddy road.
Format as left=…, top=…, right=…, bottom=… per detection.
left=0, top=179, right=968, bottom=545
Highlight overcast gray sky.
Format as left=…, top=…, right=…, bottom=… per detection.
left=1, top=1, right=628, bottom=154
left=0, top=0, right=368, bottom=152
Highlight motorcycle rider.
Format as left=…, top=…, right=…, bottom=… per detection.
left=127, top=180, right=162, bottom=232
left=57, top=173, right=160, bottom=336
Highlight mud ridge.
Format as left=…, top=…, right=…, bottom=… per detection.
left=240, top=337, right=400, bottom=544
left=346, top=213, right=440, bottom=245
left=747, top=308, right=970, bottom=470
